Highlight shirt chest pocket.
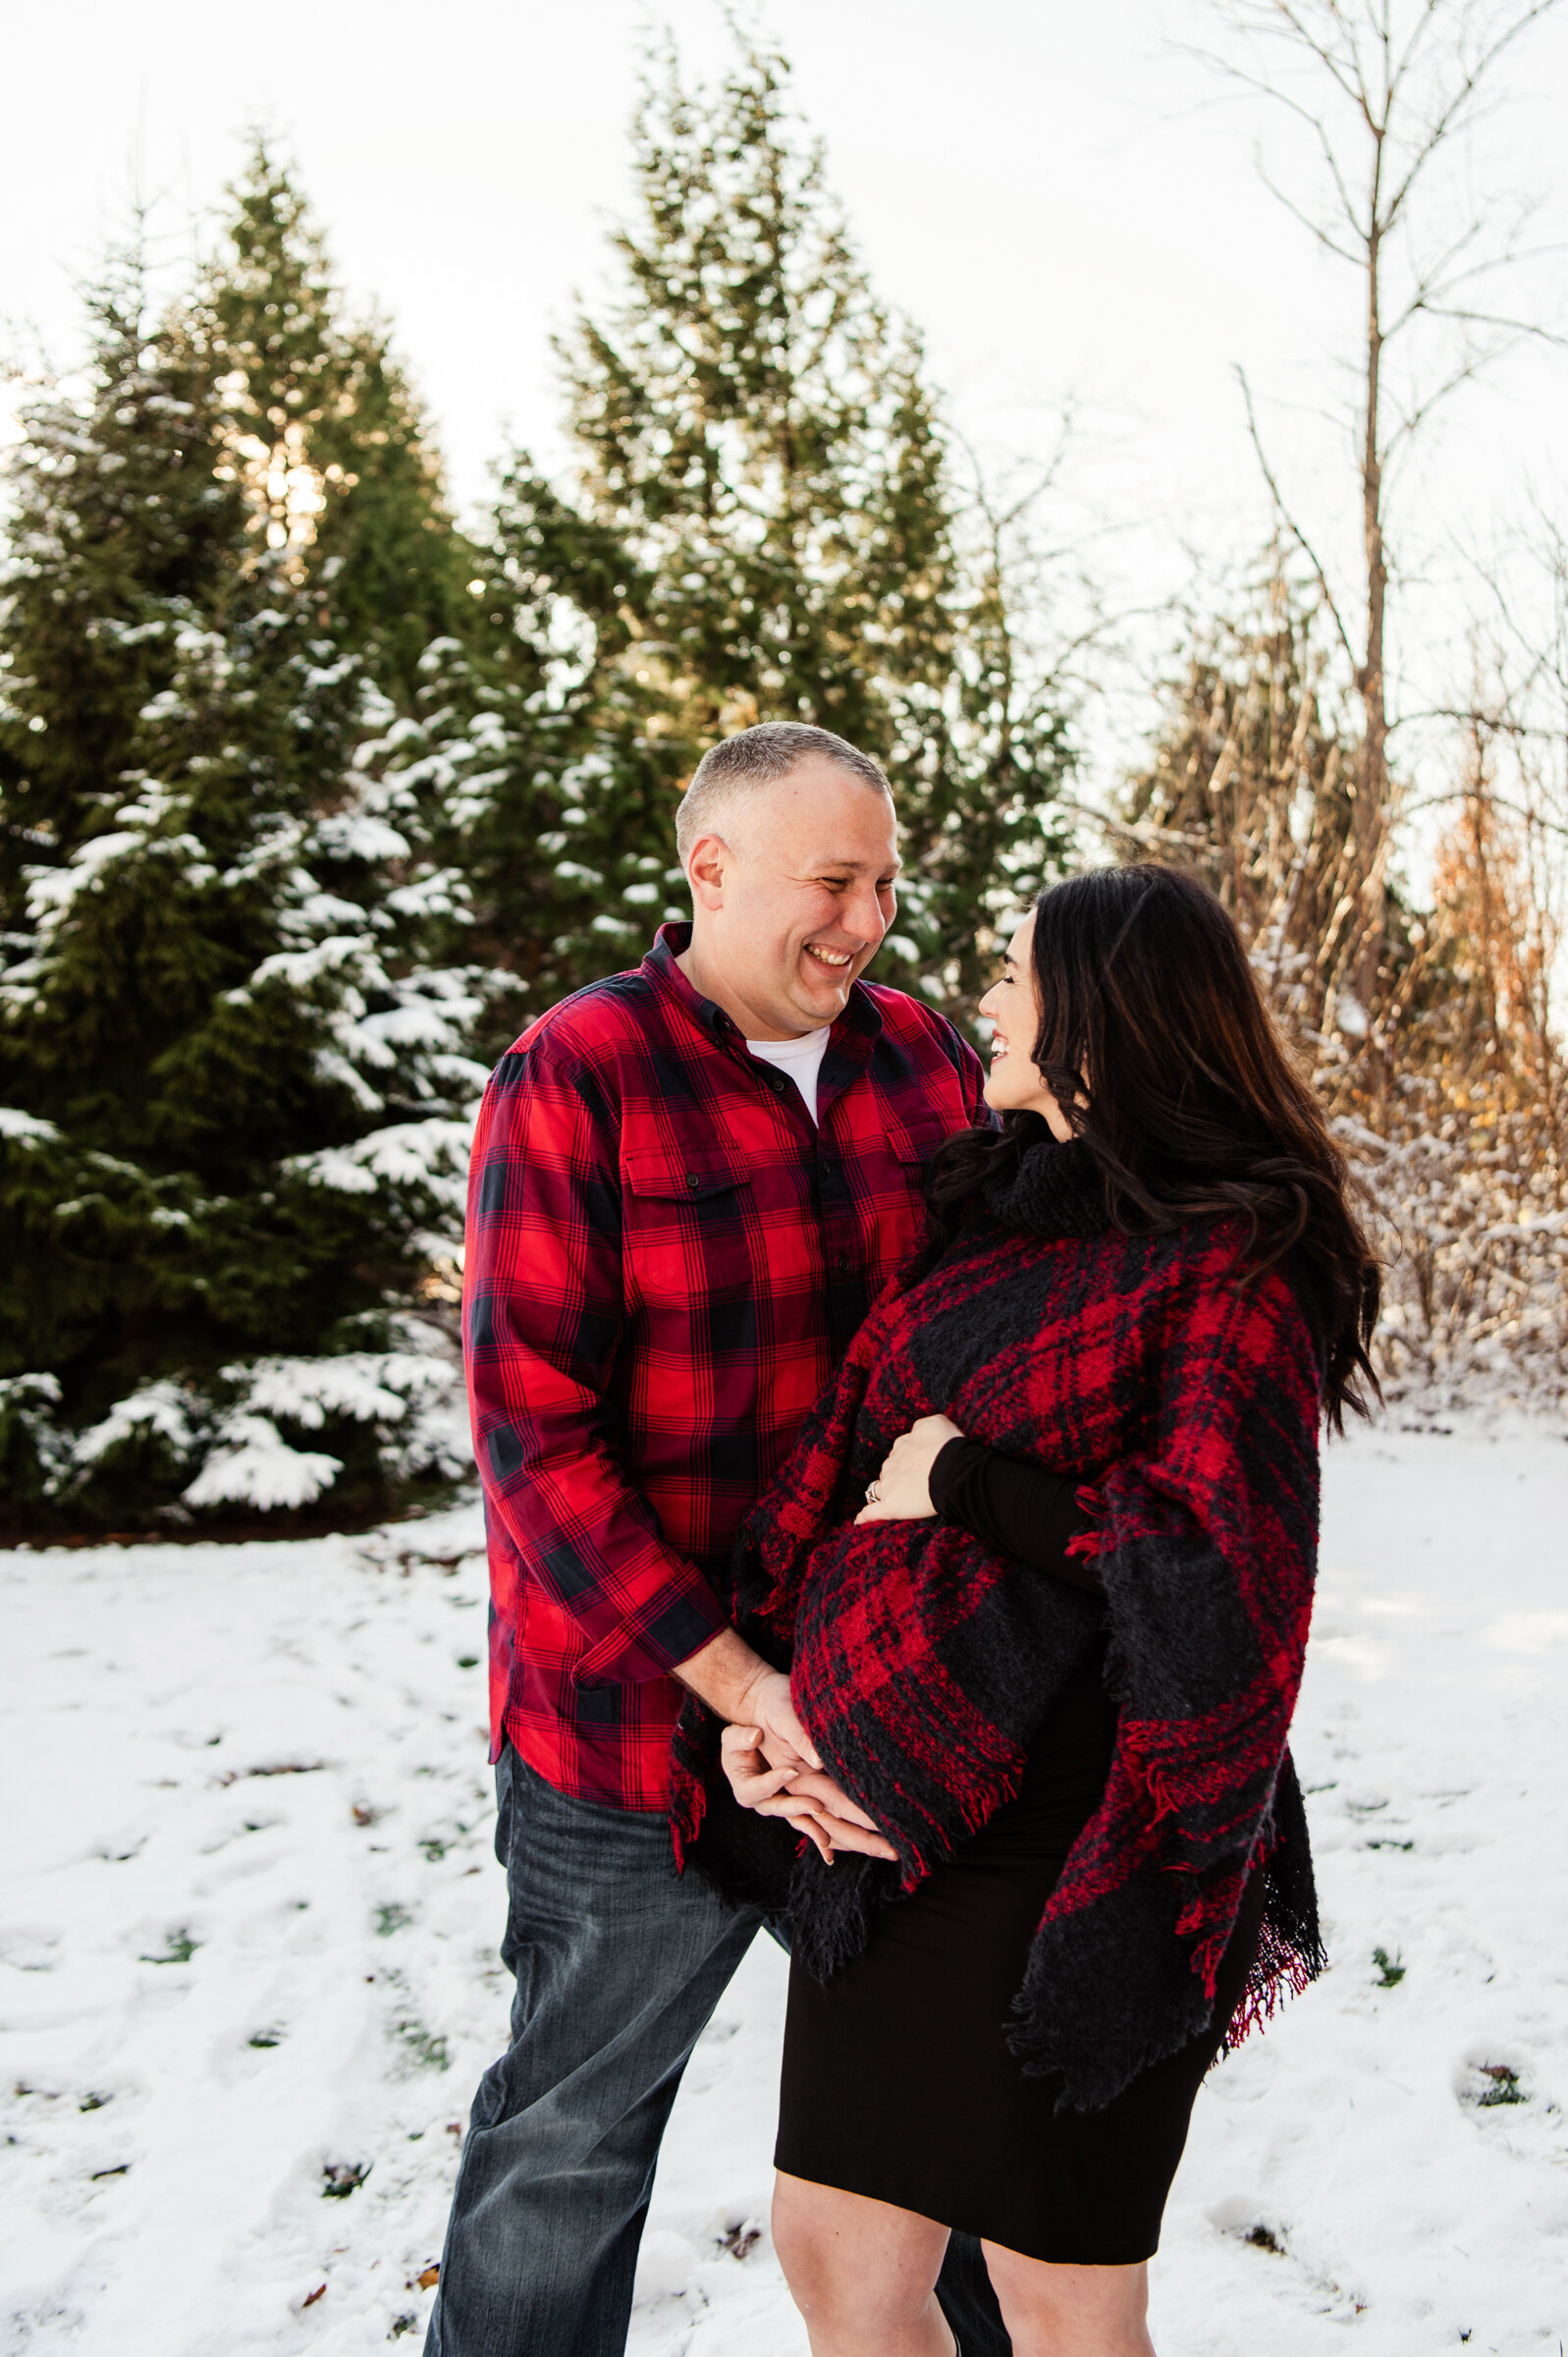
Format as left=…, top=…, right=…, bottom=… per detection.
left=622, top=1149, right=758, bottom=1310
left=883, top=1116, right=948, bottom=1210
left=886, top=1119, right=947, bottom=1179
left=838, top=1116, right=947, bottom=1281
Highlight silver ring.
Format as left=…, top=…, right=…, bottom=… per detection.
left=865, top=1480, right=881, bottom=1506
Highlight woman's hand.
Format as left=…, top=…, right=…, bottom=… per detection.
left=778, top=1770, right=898, bottom=1862
left=853, top=1413, right=964, bottom=1524
left=720, top=1726, right=897, bottom=1865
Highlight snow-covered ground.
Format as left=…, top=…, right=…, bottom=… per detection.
left=2, top=1422, right=1565, bottom=2356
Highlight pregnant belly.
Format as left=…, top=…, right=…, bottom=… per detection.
left=785, top=1518, right=1107, bottom=1868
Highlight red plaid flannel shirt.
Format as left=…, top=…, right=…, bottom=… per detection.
left=463, top=921, right=989, bottom=1811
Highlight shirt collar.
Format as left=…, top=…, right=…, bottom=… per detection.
left=642, top=921, right=885, bottom=1059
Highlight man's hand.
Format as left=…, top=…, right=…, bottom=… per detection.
left=720, top=1726, right=897, bottom=1866
left=675, top=1626, right=822, bottom=1772
left=679, top=1620, right=895, bottom=1862
left=854, top=1412, right=964, bottom=1524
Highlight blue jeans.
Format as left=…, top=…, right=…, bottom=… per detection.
left=425, top=1744, right=1010, bottom=2357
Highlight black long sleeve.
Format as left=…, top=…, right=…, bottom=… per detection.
left=929, top=1437, right=1103, bottom=1595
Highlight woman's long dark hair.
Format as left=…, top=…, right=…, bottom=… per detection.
left=928, top=864, right=1380, bottom=1430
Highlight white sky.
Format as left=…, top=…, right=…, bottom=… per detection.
left=5, top=0, right=1567, bottom=801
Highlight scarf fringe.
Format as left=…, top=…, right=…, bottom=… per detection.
left=1221, top=1919, right=1327, bottom=2054
left=668, top=1763, right=704, bottom=1874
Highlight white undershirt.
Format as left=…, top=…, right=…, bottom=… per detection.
left=745, top=1026, right=832, bottom=1124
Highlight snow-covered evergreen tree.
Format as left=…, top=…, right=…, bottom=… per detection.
left=433, top=37, right=1076, bottom=1026
left=0, top=185, right=479, bottom=1534
left=0, top=244, right=239, bottom=913
left=370, top=457, right=696, bottom=1041
left=203, top=137, right=478, bottom=697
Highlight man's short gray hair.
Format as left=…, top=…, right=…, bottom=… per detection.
left=674, top=722, right=893, bottom=864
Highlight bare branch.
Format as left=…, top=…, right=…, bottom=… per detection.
left=1234, top=365, right=1360, bottom=673
left=1396, top=234, right=1568, bottom=330
left=1169, top=25, right=1363, bottom=141
left=1381, top=345, right=1510, bottom=453
left=1249, top=1, right=1368, bottom=109
left=1255, top=155, right=1365, bottom=260
left=1414, top=303, right=1568, bottom=344
left=1398, top=781, right=1568, bottom=837
left=1379, top=3, right=1565, bottom=229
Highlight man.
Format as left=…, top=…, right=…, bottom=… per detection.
left=427, top=722, right=1006, bottom=2355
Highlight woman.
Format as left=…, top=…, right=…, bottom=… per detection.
left=671, top=865, right=1379, bottom=2357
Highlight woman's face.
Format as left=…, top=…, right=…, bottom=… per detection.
left=977, top=913, right=1076, bottom=1142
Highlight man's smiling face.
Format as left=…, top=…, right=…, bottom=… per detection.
left=680, top=757, right=900, bottom=1039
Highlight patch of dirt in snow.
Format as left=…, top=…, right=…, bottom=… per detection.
left=3, top=1425, right=1567, bottom=2356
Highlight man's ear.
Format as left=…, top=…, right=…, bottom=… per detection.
left=686, top=833, right=730, bottom=913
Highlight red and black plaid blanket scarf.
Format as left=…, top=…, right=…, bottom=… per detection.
left=671, top=1138, right=1327, bottom=2112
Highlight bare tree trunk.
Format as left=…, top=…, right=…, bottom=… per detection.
left=1356, top=202, right=1388, bottom=1026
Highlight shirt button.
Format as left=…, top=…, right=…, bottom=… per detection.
left=685, top=1174, right=700, bottom=1190
left=836, top=1252, right=851, bottom=1270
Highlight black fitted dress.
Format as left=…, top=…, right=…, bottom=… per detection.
left=773, top=1439, right=1265, bottom=2267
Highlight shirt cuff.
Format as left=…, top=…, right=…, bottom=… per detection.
left=570, top=1566, right=729, bottom=1687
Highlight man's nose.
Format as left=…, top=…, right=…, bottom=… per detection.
left=840, top=881, right=890, bottom=945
